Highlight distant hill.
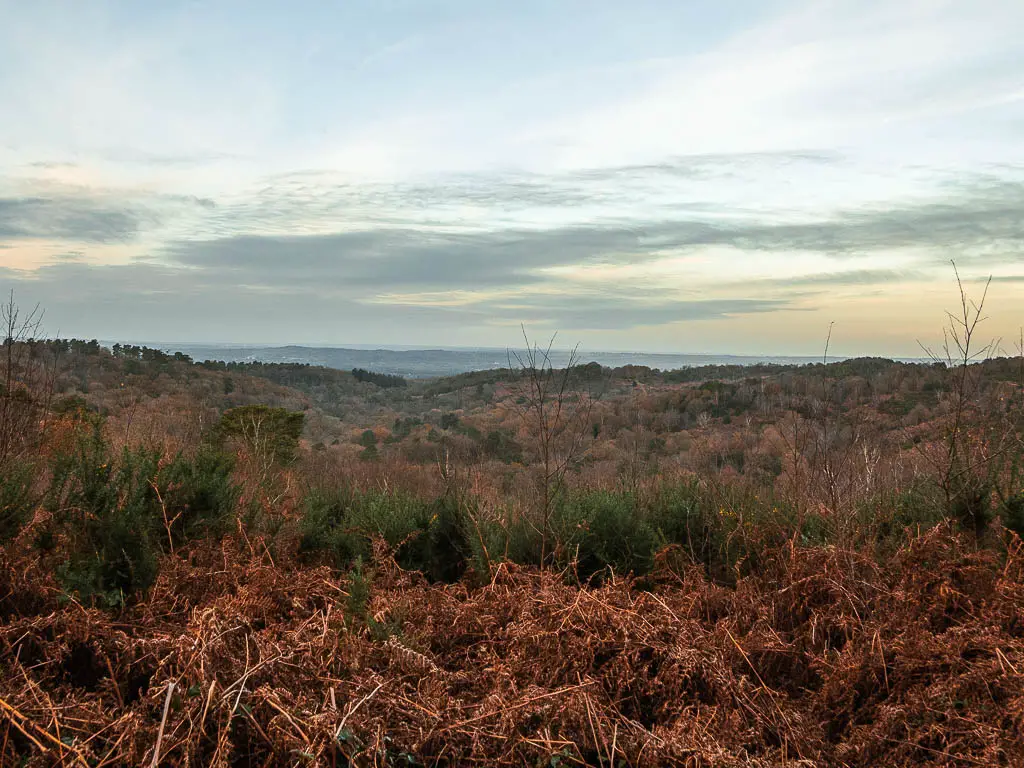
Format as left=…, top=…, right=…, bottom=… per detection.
left=138, top=343, right=837, bottom=379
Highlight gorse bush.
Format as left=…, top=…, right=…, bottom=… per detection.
left=299, top=486, right=369, bottom=566
left=299, top=486, right=473, bottom=582
left=0, top=458, right=35, bottom=543
left=42, top=422, right=239, bottom=607
left=1001, top=493, right=1024, bottom=537
left=154, top=446, right=239, bottom=550
left=552, top=491, right=658, bottom=579
left=494, top=482, right=831, bottom=583
left=949, top=474, right=995, bottom=538
left=855, top=485, right=947, bottom=551
left=399, top=493, right=473, bottom=583
left=46, top=425, right=161, bottom=607
left=485, top=483, right=783, bottom=582
left=647, top=481, right=756, bottom=578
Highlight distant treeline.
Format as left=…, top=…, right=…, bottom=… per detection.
left=13, top=338, right=103, bottom=356
left=351, top=368, right=408, bottom=388
left=16, top=338, right=1005, bottom=392
left=112, top=343, right=193, bottom=364
left=9, top=339, right=191, bottom=363
left=195, top=359, right=409, bottom=389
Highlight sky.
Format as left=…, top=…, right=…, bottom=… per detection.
left=1, top=0, right=1023, bottom=356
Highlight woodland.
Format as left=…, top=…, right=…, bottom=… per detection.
left=0, top=285, right=1022, bottom=766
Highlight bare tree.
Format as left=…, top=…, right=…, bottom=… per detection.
left=808, top=323, right=868, bottom=525
left=0, top=291, right=58, bottom=468
left=918, top=262, right=1001, bottom=534
left=508, top=328, right=600, bottom=567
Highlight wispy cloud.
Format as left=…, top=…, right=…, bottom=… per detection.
left=485, top=295, right=798, bottom=330
left=167, top=167, right=1024, bottom=283
left=724, top=268, right=933, bottom=290
left=0, top=196, right=145, bottom=244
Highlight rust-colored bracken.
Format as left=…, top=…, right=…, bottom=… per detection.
left=1, top=526, right=1022, bottom=767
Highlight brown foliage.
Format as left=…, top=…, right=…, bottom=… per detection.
left=1, top=529, right=1021, bottom=766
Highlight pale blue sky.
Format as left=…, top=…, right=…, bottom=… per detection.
left=1, top=0, right=1022, bottom=355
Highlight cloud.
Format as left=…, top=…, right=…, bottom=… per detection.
left=0, top=255, right=805, bottom=341
left=6, top=156, right=1022, bottom=340
left=0, top=179, right=218, bottom=249
left=725, top=268, right=933, bottom=290
left=28, top=161, right=78, bottom=170
left=165, top=223, right=683, bottom=290
left=486, top=295, right=797, bottom=330
left=46, top=250, right=87, bottom=262
left=735, top=178, right=1024, bottom=257
left=165, top=170, right=1024, bottom=295
left=570, top=150, right=842, bottom=183
left=6, top=150, right=1022, bottom=277
left=0, top=195, right=145, bottom=244
left=95, top=149, right=242, bottom=168
left=211, top=150, right=841, bottom=234
left=0, top=258, right=507, bottom=342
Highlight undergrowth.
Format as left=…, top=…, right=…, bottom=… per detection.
left=5, top=403, right=1023, bottom=608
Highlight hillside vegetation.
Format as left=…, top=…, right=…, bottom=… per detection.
left=1, top=295, right=1023, bottom=766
